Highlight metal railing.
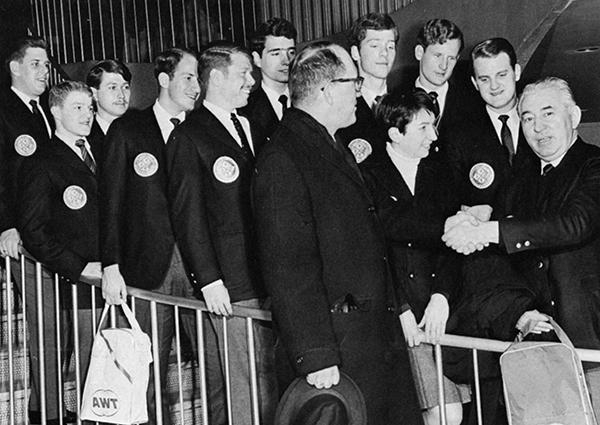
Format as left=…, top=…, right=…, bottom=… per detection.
left=29, top=0, right=418, bottom=65
left=3, top=253, right=600, bottom=425
left=1, top=253, right=271, bottom=425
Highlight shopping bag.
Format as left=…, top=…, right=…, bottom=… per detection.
left=500, top=316, right=597, bottom=425
left=81, top=303, right=152, bottom=424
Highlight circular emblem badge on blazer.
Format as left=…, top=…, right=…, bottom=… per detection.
left=469, top=162, right=495, bottom=189
left=63, top=185, right=87, bottom=210
left=14, top=134, right=37, bottom=157
left=133, top=152, right=159, bottom=177
left=348, top=138, right=372, bottom=163
left=213, top=156, right=239, bottom=183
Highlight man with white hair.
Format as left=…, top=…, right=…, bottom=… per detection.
left=443, top=76, right=600, bottom=416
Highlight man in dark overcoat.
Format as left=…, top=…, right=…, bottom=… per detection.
left=253, top=41, right=407, bottom=425
left=443, top=76, right=600, bottom=419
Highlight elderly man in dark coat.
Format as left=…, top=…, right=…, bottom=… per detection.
left=253, top=41, right=410, bottom=425
left=443, top=76, right=600, bottom=419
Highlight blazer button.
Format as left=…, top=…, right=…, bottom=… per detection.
left=368, top=205, right=376, bottom=213
left=551, top=300, right=555, bottom=307
left=431, top=273, right=436, bottom=278
left=537, top=261, right=544, bottom=269
left=409, top=273, right=414, bottom=279
left=296, top=356, right=303, bottom=364
left=407, top=242, right=412, bottom=248
left=516, top=243, right=522, bottom=249
left=524, top=241, right=531, bottom=247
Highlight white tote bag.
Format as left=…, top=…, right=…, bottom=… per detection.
left=81, top=303, right=152, bottom=424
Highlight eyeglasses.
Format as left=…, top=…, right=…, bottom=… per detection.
left=326, top=76, right=364, bottom=92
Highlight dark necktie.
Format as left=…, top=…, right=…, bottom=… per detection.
left=29, top=99, right=48, bottom=136
left=230, top=113, right=253, bottom=159
left=75, top=139, right=96, bottom=174
left=498, top=115, right=515, bottom=165
left=170, top=117, right=181, bottom=128
left=542, top=163, right=554, bottom=176
left=428, top=91, right=440, bottom=120
left=278, top=94, right=288, bottom=114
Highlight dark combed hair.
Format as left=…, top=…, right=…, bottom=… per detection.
left=86, top=59, right=132, bottom=89
left=348, top=12, right=398, bottom=48
left=198, top=41, right=250, bottom=94
left=5, top=36, right=48, bottom=71
left=289, top=41, right=345, bottom=105
left=49, top=80, right=92, bottom=109
left=375, top=89, right=435, bottom=134
left=248, top=18, right=297, bottom=55
left=470, top=37, right=517, bottom=71
left=416, top=18, right=464, bottom=53
left=153, top=47, right=197, bottom=79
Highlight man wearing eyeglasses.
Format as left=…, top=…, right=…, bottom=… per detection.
left=337, top=12, right=398, bottom=164
left=254, top=42, right=406, bottom=425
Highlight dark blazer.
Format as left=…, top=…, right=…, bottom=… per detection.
left=500, top=137, right=600, bottom=350
left=88, top=118, right=105, bottom=170
left=362, top=152, right=460, bottom=320
left=0, top=88, right=53, bottom=232
left=99, top=107, right=176, bottom=290
left=445, top=107, right=538, bottom=214
left=18, top=137, right=99, bottom=292
left=253, top=108, right=400, bottom=425
left=166, top=105, right=263, bottom=303
left=336, top=96, right=387, bottom=163
left=239, top=86, right=279, bottom=142
left=395, top=77, right=482, bottom=158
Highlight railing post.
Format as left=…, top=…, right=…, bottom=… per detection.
left=434, top=344, right=447, bottom=425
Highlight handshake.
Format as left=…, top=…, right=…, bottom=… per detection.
left=441, top=205, right=499, bottom=255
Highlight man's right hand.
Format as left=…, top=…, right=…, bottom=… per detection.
left=102, top=264, right=127, bottom=305
left=306, top=365, right=340, bottom=389
left=202, top=281, right=232, bottom=316
left=0, top=228, right=21, bottom=259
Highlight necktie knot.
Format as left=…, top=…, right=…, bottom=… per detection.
left=542, top=163, right=554, bottom=176
left=170, top=117, right=181, bottom=128
left=498, top=114, right=509, bottom=124
left=278, top=94, right=288, bottom=113
left=428, top=91, right=440, bottom=119
left=29, top=99, right=40, bottom=114
left=75, top=138, right=85, bottom=148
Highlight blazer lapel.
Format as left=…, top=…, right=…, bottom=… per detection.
left=53, top=137, right=96, bottom=178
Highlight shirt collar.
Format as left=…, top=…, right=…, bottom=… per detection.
left=415, top=78, right=449, bottom=100
left=95, top=114, right=112, bottom=135
left=485, top=104, right=519, bottom=124
left=360, top=84, right=387, bottom=110
left=11, top=86, right=40, bottom=111
left=386, top=142, right=421, bottom=166
left=261, top=81, right=289, bottom=104
left=540, top=135, right=577, bottom=173
left=153, top=100, right=185, bottom=138
left=203, top=98, right=236, bottom=121
left=55, top=130, right=89, bottom=152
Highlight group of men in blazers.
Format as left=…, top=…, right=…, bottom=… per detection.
left=2, top=9, right=600, bottom=425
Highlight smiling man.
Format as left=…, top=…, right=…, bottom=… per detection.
left=445, top=38, right=537, bottom=213
left=241, top=17, right=296, bottom=139
left=0, top=37, right=53, bottom=260
left=85, top=59, right=131, bottom=167
left=442, top=77, right=600, bottom=420
left=166, top=43, right=275, bottom=425
left=99, top=47, right=200, bottom=425
left=18, top=80, right=101, bottom=425
left=338, top=12, right=397, bottom=163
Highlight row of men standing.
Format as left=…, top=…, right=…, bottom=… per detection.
left=1, top=11, right=600, bottom=425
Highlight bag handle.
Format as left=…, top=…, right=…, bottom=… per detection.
left=96, top=302, right=142, bottom=335
left=515, top=314, right=575, bottom=350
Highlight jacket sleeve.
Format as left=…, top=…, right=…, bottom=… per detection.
left=18, top=159, right=87, bottom=280
left=253, top=147, right=340, bottom=376
left=166, top=129, right=222, bottom=287
left=99, top=120, right=129, bottom=268
left=500, top=157, right=600, bottom=254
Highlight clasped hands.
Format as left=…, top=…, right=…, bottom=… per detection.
left=442, top=205, right=497, bottom=255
